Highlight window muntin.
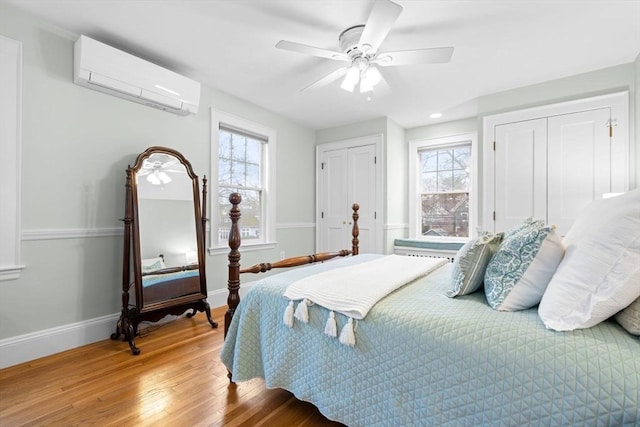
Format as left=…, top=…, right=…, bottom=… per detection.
left=419, top=144, right=471, bottom=237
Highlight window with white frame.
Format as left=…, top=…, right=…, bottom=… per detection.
left=210, top=110, right=276, bottom=252
left=409, top=133, right=476, bottom=240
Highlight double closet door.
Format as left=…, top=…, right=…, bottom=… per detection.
left=317, top=135, right=381, bottom=254
left=485, top=92, right=629, bottom=236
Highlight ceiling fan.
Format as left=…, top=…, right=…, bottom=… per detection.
left=276, top=0, right=454, bottom=94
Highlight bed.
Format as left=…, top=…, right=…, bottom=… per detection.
left=142, top=268, right=200, bottom=304
left=220, top=191, right=640, bottom=426
left=139, top=255, right=202, bottom=304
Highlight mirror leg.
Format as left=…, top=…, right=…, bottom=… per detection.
left=110, top=317, right=122, bottom=340
left=203, top=301, right=218, bottom=328
left=123, top=317, right=141, bottom=355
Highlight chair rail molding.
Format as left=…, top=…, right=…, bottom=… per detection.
left=0, top=35, right=24, bottom=281
left=21, top=227, right=123, bottom=241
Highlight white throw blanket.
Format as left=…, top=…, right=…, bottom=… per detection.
left=282, top=255, right=447, bottom=346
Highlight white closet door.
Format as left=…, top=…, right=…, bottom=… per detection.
left=494, top=118, right=547, bottom=232
left=347, top=144, right=377, bottom=254
left=319, top=148, right=349, bottom=252
left=318, top=144, right=378, bottom=253
left=547, top=108, right=611, bottom=235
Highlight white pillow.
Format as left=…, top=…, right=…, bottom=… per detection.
left=484, top=222, right=564, bottom=311
left=539, top=189, right=640, bottom=331
left=142, top=256, right=166, bottom=273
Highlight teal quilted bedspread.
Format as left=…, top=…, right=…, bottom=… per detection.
left=221, top=255, right=640, bottom=426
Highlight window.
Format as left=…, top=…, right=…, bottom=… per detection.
left=210, top=110, right=276, bottom=253
left=409, top=133, right=477, bottom=240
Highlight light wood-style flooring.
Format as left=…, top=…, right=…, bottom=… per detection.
left=0, top=306, right=345, bottom=426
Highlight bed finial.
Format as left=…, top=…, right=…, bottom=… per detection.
left=352, top=203, right=359, bottom=255
left=225, top=192, right=242, bottom=338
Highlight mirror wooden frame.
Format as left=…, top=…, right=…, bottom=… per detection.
left=112, top=146, right=217, bottom=355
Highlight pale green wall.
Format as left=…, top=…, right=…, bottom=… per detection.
left=0, top=4, right=316, bottom=339
left=383, top=118, right=407, bottom=253
left=315, top=117, right=387, bottom=145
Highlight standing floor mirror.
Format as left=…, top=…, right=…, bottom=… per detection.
left=112, top=146, right=217, bottom=355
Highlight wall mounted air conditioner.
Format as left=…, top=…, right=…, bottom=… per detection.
left=73, top=35, right=200, bottom=115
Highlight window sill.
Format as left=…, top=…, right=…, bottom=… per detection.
left=208, top=241, right=277, bottom=255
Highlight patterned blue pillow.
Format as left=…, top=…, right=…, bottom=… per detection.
left=484, top=222, right=564, bottom=311
left=503, top=217, right=540, bottom=239
left=447, top=232, right=503, bottom=297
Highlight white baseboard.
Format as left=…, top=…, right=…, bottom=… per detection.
left=0, top=313, right=119, bottom=369
left=0, top=282, right=257, bottom=369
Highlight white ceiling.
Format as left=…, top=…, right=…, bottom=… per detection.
left=5, top=0, right=640, bottom=130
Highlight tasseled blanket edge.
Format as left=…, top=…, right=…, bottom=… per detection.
left=283, top=301, right=357, bottom=347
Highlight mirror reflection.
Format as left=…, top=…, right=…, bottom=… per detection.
left=136, top=153, right=200, bottom=305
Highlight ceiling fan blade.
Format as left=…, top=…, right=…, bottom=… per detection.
left=276, top=40, right=348, bottom=61
left=358, top=0, right=403, bottom=53
left=302, top=67, right=349, bottom=91
left=373, top=47, right=454, bottom=67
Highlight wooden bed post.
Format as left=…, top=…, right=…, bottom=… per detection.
left=225, top=192, right=242, bottom=338
left=352, top=203, right=359, bottom=255
left=224, top=197, right=361, bottom=340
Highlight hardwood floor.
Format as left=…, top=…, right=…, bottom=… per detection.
left=0, top=306, right=345, bottom=426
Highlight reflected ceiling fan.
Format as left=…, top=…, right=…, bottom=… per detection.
left=276, top=0, right=453, bottom=94
left=139, top=154, right=183, bottom=185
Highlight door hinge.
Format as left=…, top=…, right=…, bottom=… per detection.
left=374, top=211, right=377, bottom=219
left=321, top=211, right=324, bottom=219
left=321, top=162, right=325, bottom=170
left=493, top=211, right=496, bottom=221
left=374, top=156, right=377, bottom=164
left=493, top=141, right=496, bottom=151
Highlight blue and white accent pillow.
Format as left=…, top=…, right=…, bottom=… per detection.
left=484, top=221, right=564, bottom=311
left=447, top=232, right=503, bottom=297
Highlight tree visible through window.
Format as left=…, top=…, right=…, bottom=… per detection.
left=420, top=145, right=470, bottom=237
left=217, top=127, right=265, bottom=242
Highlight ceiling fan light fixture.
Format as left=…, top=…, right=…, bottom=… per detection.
left=363, top=66, right=382, bottom=86
left=360, top=78, right=373, bottom=93
left=147, top=172, right=160, bottom=185
left=341, top=65, right=360, bottom=92
left=157, top=171, right=172, bottom=184
left=147, top=169, right=172, bottom=185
